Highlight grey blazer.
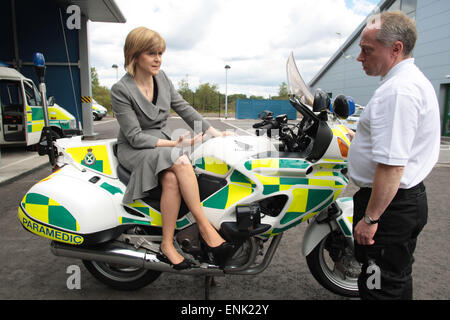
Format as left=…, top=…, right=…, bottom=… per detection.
left=111, top=70, right=211, bottom=203
left=111, top=70, right=210, bottom=148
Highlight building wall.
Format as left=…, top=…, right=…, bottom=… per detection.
left=414, top=0, right=450, bottom=129
left=311, top=0, right=450, bottom=133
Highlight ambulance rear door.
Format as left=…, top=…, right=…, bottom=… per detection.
left=23, top=79, right=44, bottom=146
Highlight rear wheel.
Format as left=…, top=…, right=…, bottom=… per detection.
left=306, top=232, right=360, bottom=297
left=82, top=226, right=162, bottom=291
left=83, top=260, right=161, bottom=291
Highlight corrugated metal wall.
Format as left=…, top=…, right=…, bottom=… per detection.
left=310, top=0, right=450, bottom=135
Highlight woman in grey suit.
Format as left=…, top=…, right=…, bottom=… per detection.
left=111, top=27, right=234, bottom=270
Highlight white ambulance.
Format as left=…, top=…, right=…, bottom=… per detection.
left=0, top=67, right=78, bottom=146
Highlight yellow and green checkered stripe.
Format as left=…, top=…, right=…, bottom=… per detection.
left=261, top=188, right=335, bottom=238
left=26, top=105, right=45, bottom=133
left=201, top=169, right=255, bottom=210
left=244, top=158, right=311, bottom=171
left=124, top=200, right=190, bottom=229
left=26, top=105, right=72, bottom=133
left=195, top=156, right=230, bottom=176
left=21, top=193, right=79, bottom=231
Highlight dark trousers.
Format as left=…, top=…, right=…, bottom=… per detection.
left=353, top=182, right=428, bottom=300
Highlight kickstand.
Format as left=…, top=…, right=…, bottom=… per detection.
left=204, top=275, right=216, bottom=300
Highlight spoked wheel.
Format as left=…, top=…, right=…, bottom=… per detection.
left=83, top=260, right=161, bottom=291
left=306, top=232, right=360, bottom=298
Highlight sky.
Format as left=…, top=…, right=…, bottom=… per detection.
left=88, top=0, right=380, bottom=98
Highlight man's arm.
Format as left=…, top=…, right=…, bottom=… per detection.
left=354, top=163, right=404, bottom=245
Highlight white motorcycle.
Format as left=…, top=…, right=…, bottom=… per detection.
left=18, top=52, right=360, bottom=298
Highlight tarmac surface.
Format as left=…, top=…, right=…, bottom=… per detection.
left=0, top=116, right=449, bottom=301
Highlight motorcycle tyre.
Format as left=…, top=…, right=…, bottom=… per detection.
left=82, top=260, right=162, bottom=291
left=306, top=234, right=359, bottom=298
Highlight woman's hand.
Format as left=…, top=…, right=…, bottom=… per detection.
left=175, top=132, right=203, bottom=147
left=205, top=126, right=237, bottom=138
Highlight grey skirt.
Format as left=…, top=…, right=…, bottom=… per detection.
left=117, top=142, right=184, bottom=204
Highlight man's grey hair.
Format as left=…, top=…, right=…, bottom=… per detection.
left=366, top=10, right=418, bottom=56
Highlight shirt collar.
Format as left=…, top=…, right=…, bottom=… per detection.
left=381, top=58, right=415, bottom=83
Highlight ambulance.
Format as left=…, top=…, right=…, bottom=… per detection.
left=0, top=67, right=78, bottom=146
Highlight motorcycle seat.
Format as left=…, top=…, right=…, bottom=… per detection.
left=112, top=143, right=227, bottom=216
left=113, top=143, right=165, bottom=201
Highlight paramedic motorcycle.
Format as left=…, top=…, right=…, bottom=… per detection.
left=18, top=52, right=360, bottom=297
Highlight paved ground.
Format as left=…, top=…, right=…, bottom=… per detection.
left=0, top=116, right=449, bottom=300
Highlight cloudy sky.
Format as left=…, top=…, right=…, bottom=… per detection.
left=88, top=0, right=379, bottom=98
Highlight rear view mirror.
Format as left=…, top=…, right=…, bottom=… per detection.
left=333, top=95, right=349, bottom=119
left=257, top=110, right=273, bottom=120
left=312, top=89, right=330, bottom=113
left=47, top=96, right=55, bottom=106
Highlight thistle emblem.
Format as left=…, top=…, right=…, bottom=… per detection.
left=84, top=148, right=96, bottom=166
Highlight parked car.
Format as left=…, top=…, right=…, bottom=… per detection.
left=343, top=105, right=364, bottom=131
left=92, top=99, right=108, bottom=121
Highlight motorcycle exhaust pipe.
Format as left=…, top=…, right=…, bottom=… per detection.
left=50, top=241, right=224, bottom=275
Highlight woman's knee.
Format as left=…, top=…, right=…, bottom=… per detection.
left=160, top=170, right=179, bottom=190
left=171, top=155, right=192, bottom=172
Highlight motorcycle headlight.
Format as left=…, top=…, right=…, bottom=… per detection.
left=69, top=119, right=76, bottom=129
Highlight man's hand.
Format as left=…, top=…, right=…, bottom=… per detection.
left=354, top=163, right=404, bottom=245
left=344, top=126, right=355, bottom=141
left=354, top=219, right=378, bottom=245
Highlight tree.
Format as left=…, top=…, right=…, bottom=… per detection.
left=91, top=67, right=112, bottom=113
left=194, top=83, right=220, bottom=112
left=271, top=82, right=289, bottom=100
left=177, top=77, right=194, bottom=106
left=278, top=82, right=289, bottom=97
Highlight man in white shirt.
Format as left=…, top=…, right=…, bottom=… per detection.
left=347, top=11, right=440, bottom=299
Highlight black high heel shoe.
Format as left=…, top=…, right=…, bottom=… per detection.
left=157, top=248, right=195, bottom=270
left=204, top=241, right=235, bottom=267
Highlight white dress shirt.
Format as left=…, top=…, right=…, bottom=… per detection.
left=348, top=58, right=440, bottom=189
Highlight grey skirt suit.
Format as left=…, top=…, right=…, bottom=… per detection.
left=111, top=70, right=211, bottom=204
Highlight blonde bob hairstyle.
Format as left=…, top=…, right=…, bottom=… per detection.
left=123, top=27, right=166, bottom=77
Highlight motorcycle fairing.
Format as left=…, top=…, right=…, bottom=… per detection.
left=55, top=137, right=120, bottom=179
left=334, top=197, right=354, bottom=238
left=18, top=201, right=129, bottom=246
left=246, top=158, right=348, bottom=238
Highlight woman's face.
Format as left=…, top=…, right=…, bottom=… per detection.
left=135, top=50, right=163, bottom=76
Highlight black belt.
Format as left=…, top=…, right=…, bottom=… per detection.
left=395, top=181, right=425, bottom=197
left=360, top=181, right=425, bottom=198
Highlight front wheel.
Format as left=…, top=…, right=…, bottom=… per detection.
left=83, top=260, right=161, bottom=291
left=306, top=232, right=360, bottom=298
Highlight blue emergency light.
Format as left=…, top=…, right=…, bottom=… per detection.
left=33, top=52, right=45, bottom=67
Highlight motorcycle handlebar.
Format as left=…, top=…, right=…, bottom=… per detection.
left=257, top=122, right=277, bottom=130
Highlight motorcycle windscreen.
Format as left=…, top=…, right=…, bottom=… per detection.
left=286, top=52, right=314, bottom=106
